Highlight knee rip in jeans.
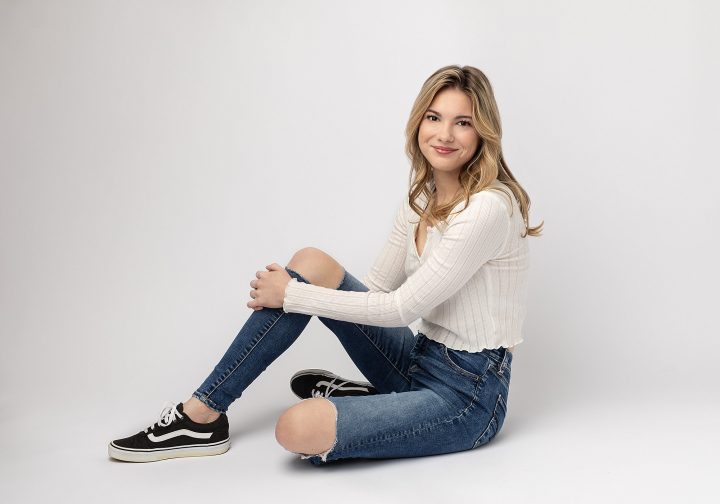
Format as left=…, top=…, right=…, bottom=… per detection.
left=334, top=268, right=347, bottom=290
left=297, top=398, right=339, bottom=464
left=285, top=266, right=346, bottom=291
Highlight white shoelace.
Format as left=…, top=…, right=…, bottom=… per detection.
left=311, top=377, right=371, bottom=398
left=311, top=377, right=350, bottom=398
left=144, top=401, right=184, bottom=433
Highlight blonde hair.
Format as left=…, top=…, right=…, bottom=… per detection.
left=405, top=65, right=543, bottom=238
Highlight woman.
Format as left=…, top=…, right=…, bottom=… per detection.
left=108, top=64, right=543, bottom=465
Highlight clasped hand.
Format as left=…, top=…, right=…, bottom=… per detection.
left=247, top=263, right=292, bottom=311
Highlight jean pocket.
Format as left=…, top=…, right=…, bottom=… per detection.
left=441, top=345, right=491, bottom=382
left=473, top=393, right=508, bottom=448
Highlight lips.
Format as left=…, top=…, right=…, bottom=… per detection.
left=432, top=146, right=457, bottom=154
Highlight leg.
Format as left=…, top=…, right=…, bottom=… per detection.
left=108, top=248, right=348, bottom=462
left=288, top=262, right=419, bottom=395
left=189, top=248, right=345, bottom=415
left=276, top=334, right=513, bottom=464
left=275, top=398, right=337, bottom=457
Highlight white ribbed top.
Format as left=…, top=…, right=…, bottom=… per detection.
left=282, top=179, right=530, bottom=352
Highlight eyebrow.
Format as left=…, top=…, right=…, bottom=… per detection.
left=426, top=108, right=473, bottom=120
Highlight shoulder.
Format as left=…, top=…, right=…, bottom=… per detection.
left=454, top=184, right=514, bottom=221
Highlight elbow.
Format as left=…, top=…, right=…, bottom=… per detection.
left=397, top=307, right=418, bottom=327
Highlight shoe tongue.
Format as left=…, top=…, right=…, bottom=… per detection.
left=176, top=402, right=185, bottom=414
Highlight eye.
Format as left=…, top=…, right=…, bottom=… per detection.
left=425, top=114, right=439, bottom=121
left=458, top=120, right=472, bottom=127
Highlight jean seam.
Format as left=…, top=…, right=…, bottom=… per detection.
left=350, top=322, right=412, bottom=387
left=473, top=393, right=505, bottom=448
left=491, top=366, right=510, bottom=389
left=201, top=311, right=287, bottom=403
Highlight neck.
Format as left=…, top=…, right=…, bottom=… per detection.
left=431, top=173, right=461, bottom=206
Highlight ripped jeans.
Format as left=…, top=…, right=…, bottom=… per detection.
left=192, top=266, right=512, bottom=465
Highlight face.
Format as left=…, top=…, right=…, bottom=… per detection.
left=418, top=87, right=480, bottom=177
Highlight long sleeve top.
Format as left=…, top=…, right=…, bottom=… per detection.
left=282, top=179, right=530, bottom=352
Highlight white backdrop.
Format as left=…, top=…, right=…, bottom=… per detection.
left=1, top=1, right=717, bottom=502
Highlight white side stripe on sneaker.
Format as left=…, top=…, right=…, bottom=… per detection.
left=311, top=378, right=370, bottom=398
left=147, top=429, right=213, bottom=443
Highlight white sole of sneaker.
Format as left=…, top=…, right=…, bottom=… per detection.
left=108, top=439, right=230, bottom=462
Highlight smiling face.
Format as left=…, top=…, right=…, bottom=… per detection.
left=418, top=86, right=480, bottom=178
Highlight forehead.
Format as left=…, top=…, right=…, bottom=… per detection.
left=428, top=87, right=472, bottom=113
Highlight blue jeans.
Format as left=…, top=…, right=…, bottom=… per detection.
left=192, top=266, right=512, bottom=465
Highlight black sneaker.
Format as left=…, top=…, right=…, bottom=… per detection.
left=290, top=369, right=378, bottom=399
left=108, top=401, right=230, bottom=462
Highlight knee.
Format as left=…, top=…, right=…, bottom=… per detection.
left=287, top=247, right=325, bottom=268
left=274, top=398, right=337, bottom=455
left=286, top=248, right=344, bottom=289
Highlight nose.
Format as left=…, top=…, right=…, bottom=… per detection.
left=437, top=121, right=454, bottom=143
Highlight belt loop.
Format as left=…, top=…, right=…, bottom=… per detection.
left=498, top=347, right=509, bottom=375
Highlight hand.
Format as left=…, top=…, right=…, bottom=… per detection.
left=247, top=263, right=292, bottom=311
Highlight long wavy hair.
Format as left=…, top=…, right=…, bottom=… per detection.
left=405, top=65, right=543, bottom=238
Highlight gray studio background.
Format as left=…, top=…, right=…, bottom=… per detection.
left=1, top=0, right=717, bottom=503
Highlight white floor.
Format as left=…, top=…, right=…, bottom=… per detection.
left=2, top=362, right=716, bottom=504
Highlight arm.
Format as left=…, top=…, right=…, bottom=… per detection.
left=362, top=197, right=409, bottom=292
left=282, top=192, right=510, bottom=326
